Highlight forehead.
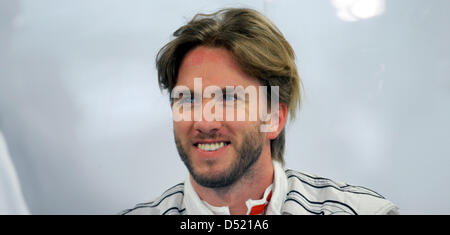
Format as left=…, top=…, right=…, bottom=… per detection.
left=176, top=46, right=260, bottom=88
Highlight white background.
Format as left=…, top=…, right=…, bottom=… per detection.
left=0, top=0, right=449, bottom=214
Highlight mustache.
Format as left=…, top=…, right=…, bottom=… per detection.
left=191, top=133, right=232, bottom=142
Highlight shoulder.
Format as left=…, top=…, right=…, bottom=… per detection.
left=283, top=169, right=398, bottom=215
left=120, top=182, right=186, bottom=215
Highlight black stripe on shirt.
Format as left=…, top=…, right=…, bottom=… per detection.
left=287, top=190, right=358, bottom=215
left=284, top=198, right=324, bottom=215
left=286, top=169, right=384, bottom=198
left=122, top=190, right=184, bottom=215
left=286, top=171, right=384, bottom=199
left=162, top=183, right=185, bottom=195
left=162, top=207, right=186, bottom=215
left=135, top=183, right=185, bottom=207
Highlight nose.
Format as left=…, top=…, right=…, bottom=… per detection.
left=193, top=117, right=222, bottom=135
left=193, top=103, right=223, bottom=134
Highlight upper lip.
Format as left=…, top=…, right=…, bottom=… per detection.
left=193, top=139, right=231, bottom=145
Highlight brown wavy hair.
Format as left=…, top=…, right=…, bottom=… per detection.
left=156, top=8, right=302, bottom=164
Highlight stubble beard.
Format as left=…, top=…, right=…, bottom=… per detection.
left=174, top=127, right=264, bottom=189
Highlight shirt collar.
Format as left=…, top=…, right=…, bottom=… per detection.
left=183, top=159, right=288, bottom=215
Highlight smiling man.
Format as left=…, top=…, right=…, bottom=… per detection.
left=122, top=8, right=398, bottom=215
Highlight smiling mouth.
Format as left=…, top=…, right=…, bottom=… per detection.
left=193, top=141, right=231, bottom=151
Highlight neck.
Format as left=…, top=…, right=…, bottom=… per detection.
left=190, top=144, right=274, bottom=215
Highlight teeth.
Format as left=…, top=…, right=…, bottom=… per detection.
left=197, top=142, right=227, bottom=151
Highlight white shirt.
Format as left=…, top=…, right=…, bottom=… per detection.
left=122, top=160, right=399, bottom=215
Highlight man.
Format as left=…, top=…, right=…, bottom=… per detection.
left=122, top=8, right=398, bottom=215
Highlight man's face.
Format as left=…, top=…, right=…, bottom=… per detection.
left=172, top=46, right=270, bottom=188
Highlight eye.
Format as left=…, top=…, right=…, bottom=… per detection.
left=178, top=96, right=196, bottom=104
left=223, top=93, right=237, bottom=101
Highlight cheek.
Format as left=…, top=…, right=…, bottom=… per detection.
left=173, top=121, right=192, bottom=139
left=224, top=121, right=265, bottom=142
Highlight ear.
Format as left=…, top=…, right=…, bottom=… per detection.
left=266, top=103, right=288, bottom=140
